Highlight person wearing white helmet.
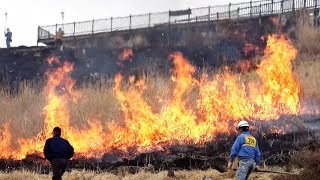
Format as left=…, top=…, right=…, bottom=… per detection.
left=228, top=120, right=261, bottom=180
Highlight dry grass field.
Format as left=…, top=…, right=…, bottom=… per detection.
left=0, top=169, right=278, bottom=180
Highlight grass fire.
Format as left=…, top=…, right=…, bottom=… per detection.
left=0, top=35, right=301, bottom=160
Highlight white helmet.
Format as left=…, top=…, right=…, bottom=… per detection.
left=237, top=120, right=250, bottom=129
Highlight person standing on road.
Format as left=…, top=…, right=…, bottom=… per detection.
left=55, top=28, right=64, bottom=51
left=44, top=127, right=74, bottom=180
left=4, top=28, right=12, bottom=48
left=228, top=120, right=261, bottom=180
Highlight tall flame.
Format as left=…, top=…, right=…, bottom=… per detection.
left=198, top=35, right=299, bottom=122
left=1, top=57, right=107, bottom=159
left=253, top=35, right=299, bottom=119
left=0, top=35, right=300, bottom=159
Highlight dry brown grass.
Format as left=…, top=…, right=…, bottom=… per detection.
left=0, top=169, right=278, bottom=180
left=295, top=55, right=320, bottom=94
left=0, top=82, right=45, bottom=140
left=273, top=150, right=320, bottom=180
left=294, top=54, right=320, bottom=113
left=295, top=13, right=320, bottom=54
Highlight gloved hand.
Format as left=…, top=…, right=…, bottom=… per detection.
left=227, top=161, right=233, bottom=169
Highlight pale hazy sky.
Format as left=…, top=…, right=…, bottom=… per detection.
left=0, top=0, right=249, bottom=47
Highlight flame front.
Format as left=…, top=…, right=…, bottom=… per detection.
left=0, top=35, right=300, bottom=159
left=106, top=35, right=300, bottom=153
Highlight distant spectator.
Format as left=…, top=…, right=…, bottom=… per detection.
left=281, top=15, right=287, bottom=27
left=56, top=28, right=64, bottom=50
left=4, top=28, right=12, bottom=48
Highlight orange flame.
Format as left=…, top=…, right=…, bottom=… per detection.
left=0, top=58, right=107, bottom=159
left=235, top=60, right=254, bottom=73
left=250, top=35, right=299, bottom=119
left=199, top=35, right=299, bottom=123
left=0, top=124, right=15, bottom=158
left=117, top=49, right=133, bottom=67
left=0, top=35, right=301, bottom=159
left=243, top=43, right=260, bottom=58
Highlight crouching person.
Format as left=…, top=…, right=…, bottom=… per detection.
left=44, top=127, right=74, bottom=180
left=228, top=121, right=261, bottom=180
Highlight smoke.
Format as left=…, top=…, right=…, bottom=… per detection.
left=105, top=33, right=149, bottom=49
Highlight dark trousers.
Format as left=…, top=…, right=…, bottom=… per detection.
left=6, top=40, right=10, bottom=48
left=51, top=159, right=68, bottom=180
left=56, top=39, right=62, bottom=49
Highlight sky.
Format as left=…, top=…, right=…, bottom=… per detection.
left=0, top=0, right=250, bottom=47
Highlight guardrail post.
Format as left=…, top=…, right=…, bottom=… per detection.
left=92, top=19, right=94, bottom=34
left=315, top=0, right=318, bottom=26
left=228, top=3, right=231, bottom=19
left=148, top=13, right=151, bottom=28
left=292, top=0, right=295, bottom=11
left=129, top=14, right=132, bottom=30
left=304, top=0, right=307, bottom=8
left=250, top=1, right=253, bottom=18
left=73, top=22, right=76, bottom=37
left=208, top=6, right=211, bottom=21
left=259, top=3, right=262, bottom=17
left=271, top=0, right=274, bottom=14
left=37, top=26, right=40, bottom=45
left=217, top=12, right=219, bottom=20
left=111, top=17, right=113, bottom=32
left=237, top=7, right=240, bottom=20
left=188, top=8, right=191, bottom=23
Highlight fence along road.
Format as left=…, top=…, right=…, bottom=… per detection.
left=37, top=0, right=320, bottom=43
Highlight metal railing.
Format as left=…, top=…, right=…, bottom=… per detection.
left=38, top=0, right=320, bottom=42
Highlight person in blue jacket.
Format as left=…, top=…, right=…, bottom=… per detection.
left=228, top=120, right=261, bottom=180
left=4, top=28, right=12, bottom=48
left=44, top=127, right=74, bottom=180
